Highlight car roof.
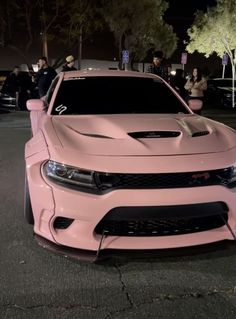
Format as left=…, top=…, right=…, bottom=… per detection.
left=62, top=70, right=160, bottom=80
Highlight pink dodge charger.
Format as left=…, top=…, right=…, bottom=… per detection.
left=24, top=70, right=236, bottom=258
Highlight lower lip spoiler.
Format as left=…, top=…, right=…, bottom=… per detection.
left=34, top=232, right=236, bottom=263
left=34, top=234, right=99, bottom=262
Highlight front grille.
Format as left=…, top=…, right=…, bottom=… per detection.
left=95, top=202, right=228, bottom=236
left=97, top=167, right=232, bottom=191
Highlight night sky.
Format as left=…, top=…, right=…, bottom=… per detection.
left=165, top=0, right=217, bottom=42
left=167, top=0, right=216, bottom=16
left=163, top=0, right=221, bottom=73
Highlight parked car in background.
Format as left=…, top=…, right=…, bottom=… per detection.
left=0, top=70, right=10, bottom=90
left=0, top=70, right=16, bottom=109
left=0, top=70, right=34, bottom=110
left=206, top=78, right=236, bottom=108
left=0, top=93, right=16, bottom=109
left=25, top=70, right=236, bottom=259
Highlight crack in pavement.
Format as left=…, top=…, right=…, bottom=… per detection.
left=0, top=303, right=98, bottom=311
left=102, top=263, right=135, bottom=319
left=102, top=278, right=236, bottom=319
left=114, top=262, right=134, bottom=306
left=1, top=287, right=236, bottom=316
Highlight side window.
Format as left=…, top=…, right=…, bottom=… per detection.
left=46, top=77, right=59, bottom=107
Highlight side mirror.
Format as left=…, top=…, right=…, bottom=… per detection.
left=188, top=99, right=203, bottom=111
left=26, top=99, right=45, bottom=111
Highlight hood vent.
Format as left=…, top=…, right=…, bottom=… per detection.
left=80, top=132, right=113, bottom=139
left=128, top=131, right=181, bottom=139
left=192, top=131, right=209, bottom=137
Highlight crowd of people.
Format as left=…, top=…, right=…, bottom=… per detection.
left=146, top=51, right=208, bottom=114
left=0, top=54, right=76, bottom=110
left=1, top=51, right=207, bottom=113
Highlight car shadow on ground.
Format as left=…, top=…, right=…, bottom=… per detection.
left=94, top=240, right=236, bottom=266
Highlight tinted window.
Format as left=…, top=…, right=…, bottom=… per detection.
left=51, top=76, right=189, bottom=115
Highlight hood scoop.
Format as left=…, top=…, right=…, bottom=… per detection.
left=192, top=131, right=209, bottom=137
left=128, top=131, right=181, bottom=139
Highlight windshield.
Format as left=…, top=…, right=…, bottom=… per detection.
left=51, top=76, right=189, bottom=115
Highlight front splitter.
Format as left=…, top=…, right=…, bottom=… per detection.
left=34, top=234, right=235, bottom=263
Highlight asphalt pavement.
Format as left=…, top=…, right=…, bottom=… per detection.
left=1, top=108, right=236, bottom=319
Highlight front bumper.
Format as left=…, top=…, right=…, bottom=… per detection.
left=27, top=164, right=236, bottom=252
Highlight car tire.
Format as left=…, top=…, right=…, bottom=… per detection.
left=24, top=174, right=34, bottom=225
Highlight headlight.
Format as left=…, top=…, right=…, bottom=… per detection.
left=43, top=161, right=97, bottom=190
left=43, top=160, right=121, bottom=193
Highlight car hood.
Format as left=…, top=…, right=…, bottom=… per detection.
left=50, top=114, right=236, bottom=156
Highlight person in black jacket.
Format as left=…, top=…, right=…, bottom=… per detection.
left=62, top=55, right=77, bottom=72
left=34, top=56, right=57, bottom=97
left=146, top=51, right=169, bottom=82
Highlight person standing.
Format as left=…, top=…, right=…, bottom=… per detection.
left=34, top=56, right=57, bottom=97
left=1, top=66, right=20, bottom=109
left=62, top=55, right=77, bottom=72
left=184, top=67, right=207, bottom=114
left=146, top=51, right=169, bottom=82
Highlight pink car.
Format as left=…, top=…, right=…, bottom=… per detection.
left=25, top=70, right=236, bottom=258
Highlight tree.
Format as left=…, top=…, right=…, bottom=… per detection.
left=58, top=0, right=103, bottom=70
left=0, top=0, right=51, bottom=62
left=100, top=0, right=177, bottom=69
left=0, top=0, right=18, bottom=47
left=186, top=0, right=236, bottom=107
left=38, top=0, right=67, bottom=60
left=0, top=0, right=65, bottom=65
left=0, top=0, right=103, bottom=68
left=0, top=0, right=28, bottom=60
left=0, top=0, right=31, bottom=62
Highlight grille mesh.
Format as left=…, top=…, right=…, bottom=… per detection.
left=95, top=202, right=228, bottom=237
left=98, top=168, right=232, bottom=191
